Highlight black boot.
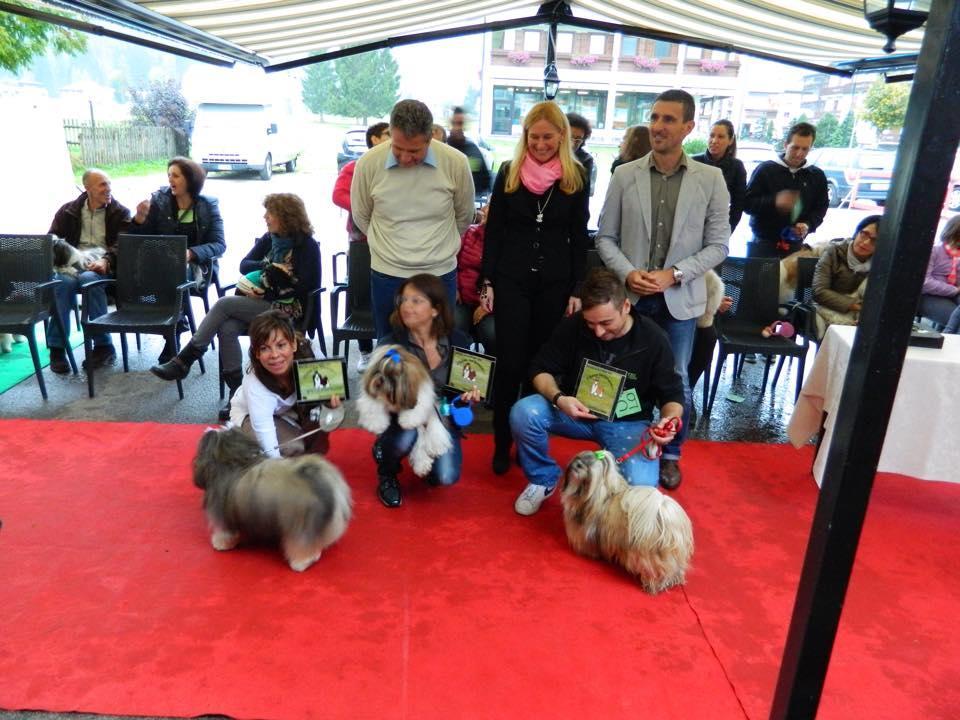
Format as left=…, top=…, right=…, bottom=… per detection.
left=150, top=341, right=204, bottom=381
left=218, top=370, right=243, bottom=422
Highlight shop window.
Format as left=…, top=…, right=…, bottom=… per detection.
left=524, top=31, right=541, bottom=52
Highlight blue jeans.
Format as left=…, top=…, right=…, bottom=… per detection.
left=47, top=271, right=110, bottom=348
left=371, top=269, right=457, bottom=340
left=376, top=417, right=463, bottom=486
left=509, top=394, right=659, bottom=489
left=633, top=294, right=695, bottom=460
left=946, top=303, right=960, bottom=334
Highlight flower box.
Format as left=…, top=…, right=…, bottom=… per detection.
left=633, top=56, right=660, bottom=70
left=699, top=59, right=727, bottom=73
left=570, top=54, right=598, bottom=66
left=507, top=50, right=531, bottom=64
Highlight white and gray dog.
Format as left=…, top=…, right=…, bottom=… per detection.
left=192, top=427, right=352, bottom=572
left=562, top=449, right=694, bottom=594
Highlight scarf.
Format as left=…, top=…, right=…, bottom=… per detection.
left=268, top=233, right=295, bottom=264
left=945, top=243, right=960, bottom=286
left=519, top=152, right=562, bottom=194
left=847, top=241, right=872, bottom=274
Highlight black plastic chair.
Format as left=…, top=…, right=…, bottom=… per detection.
left=772, top=255, right=820, bottom=387
left=705, top=257, right=810, bottom=420
left=330, top=242, right=376, bottom=366
left=0, top=234, right=78, bottom=398
left=80, top=234, right=200, bottom=399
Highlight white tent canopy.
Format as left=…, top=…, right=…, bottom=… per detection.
left=46, top=0, right=923, bottom=71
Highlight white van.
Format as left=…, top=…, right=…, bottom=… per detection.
left=191, top=102, right=300, bottom=180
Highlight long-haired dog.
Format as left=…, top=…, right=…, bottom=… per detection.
left=53, top=237, right=103, bottom=278
left=561, top=450, right=694, bottom=594
left=357, top=344, right=450, bottom=476
left=192, top=427, right=352, bottom=572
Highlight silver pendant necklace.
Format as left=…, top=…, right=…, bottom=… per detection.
left=536, top=184, right=556, bottom=224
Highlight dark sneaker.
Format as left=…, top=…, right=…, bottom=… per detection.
left=659, top=459, right=682, bottom=490
left=377, top=475, right=402, bottom=508
left=82, top=344, right=116, bottom=370
left=48, top=347, right=70, bottom=374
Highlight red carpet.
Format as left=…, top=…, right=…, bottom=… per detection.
left=0, top=420, right=958, bottom=719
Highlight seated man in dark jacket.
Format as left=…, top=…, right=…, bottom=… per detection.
left=509, top=268, right=685, bottom=516
left=47, top=168, right=132, bottom=372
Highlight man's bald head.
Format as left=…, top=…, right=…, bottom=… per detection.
left=82, top=169, right=112, bottom=209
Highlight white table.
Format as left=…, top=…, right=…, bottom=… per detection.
left=788, top=324, right=960, bottom=485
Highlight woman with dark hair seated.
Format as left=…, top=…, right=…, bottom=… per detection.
left=371, top=273, right=480, bottom=508
left=812, top=214, right=881, bottom=338
left=130, top=156, right=225, bottom=362
left=150, top=193, right=321, bottom=421
left=230, top=309, right=338, bottom=458
left=920, top=215, right=960, bottom=333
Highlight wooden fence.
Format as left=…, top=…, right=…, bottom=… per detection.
left=63, top=120, right=181, bottom=165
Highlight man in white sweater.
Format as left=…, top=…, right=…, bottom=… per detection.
left=351, top=99, right=476, bottom=338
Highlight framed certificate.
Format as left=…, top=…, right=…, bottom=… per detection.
left=294, top=357, right=349, bottom=403
left=446, top=346, right=496, bottom=400
left=573, top=358, right=627, bottom=420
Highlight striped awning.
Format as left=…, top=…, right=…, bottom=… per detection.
left=47, top=0, right=925, bottom=71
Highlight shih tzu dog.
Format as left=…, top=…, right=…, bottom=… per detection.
left=561, top=449, right=694, bottom=594
left=53, top=237, right=103, bottom=278
left=356, top=344, right=450, bottom=477
left=192, top=427, right=353, bottom=572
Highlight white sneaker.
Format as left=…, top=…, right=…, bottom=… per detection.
left=356, top=351, right=372, bottom=372
left=514, top=483, right=555, bottom=516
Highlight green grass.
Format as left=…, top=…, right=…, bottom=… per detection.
left=71, top=157, right=168, bottom=183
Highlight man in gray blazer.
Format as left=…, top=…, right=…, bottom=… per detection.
left=596, top=89, right=730, bottom=489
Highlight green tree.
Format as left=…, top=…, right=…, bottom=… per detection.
left=128, top=78, right=194, bottom=154
left=762, top=118, right=774, bottom=144
left=301, top=61, right=338, bottom=120
left=862, top=77, right=909, bottom=134
left=816, top=113, right=840, bottom=147
left=836, top=112, right=855, bottom=148
left=0, top=3, right=86, bottom=73
left=330, top=49, right=400, bottom=124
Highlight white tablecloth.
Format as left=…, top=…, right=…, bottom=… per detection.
left=787, top=325, right=960, bottom=485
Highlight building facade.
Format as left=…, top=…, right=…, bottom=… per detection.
left=480, top=27, right=742, bottom=142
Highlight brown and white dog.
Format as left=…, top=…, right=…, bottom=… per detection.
left=562, top=449, right=694, bottom=594
left=192, top=427, right=352, bottom=572
left=356, top=344, right=451, bottom=476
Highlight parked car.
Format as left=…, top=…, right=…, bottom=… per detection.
left=737, top=141, right=777, bottom=180
left=811, top=147, right=896, bottom=208
left=191, top=102, right=300, bottom=181
left=336, top=128, right=368, bottom=171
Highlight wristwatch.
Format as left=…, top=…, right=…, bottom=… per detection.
left=551, top=391, right=565, bottom=408
left=672, top=267, right=684, bottom=284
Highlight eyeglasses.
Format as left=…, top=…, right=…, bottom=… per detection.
left=571, top=136, right=585, bottom=145
left=858, top=229, right=878, bottom=243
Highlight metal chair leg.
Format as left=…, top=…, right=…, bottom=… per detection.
left=84, top=335, right=95, bottom=397
left=26, top=330, right=47, bottom=400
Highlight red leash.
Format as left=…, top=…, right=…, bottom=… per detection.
left=616, top=417, right=682, bottom=463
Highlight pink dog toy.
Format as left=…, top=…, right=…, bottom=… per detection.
left=761, top=321, right=795, bottom=338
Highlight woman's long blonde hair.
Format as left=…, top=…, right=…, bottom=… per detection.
left=504, top=101, right=584, bottom=195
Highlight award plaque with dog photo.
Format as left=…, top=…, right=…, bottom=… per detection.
left=573, top=358, right=628, bottom=420
left=446, top=346, right=496, bottom=400
left=294, top=358, right=349, bottom=403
